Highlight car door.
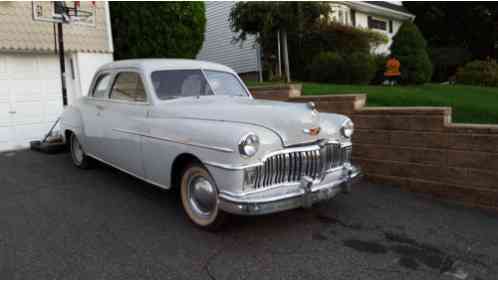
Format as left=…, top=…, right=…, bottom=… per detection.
left=103, top=70, right=149, bottom=177
left=81, top=72, right=112, bottom=158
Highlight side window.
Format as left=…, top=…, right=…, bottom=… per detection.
left=110, top=72, right=147, bottom=102
left=92, top=74, right=111, bottom=98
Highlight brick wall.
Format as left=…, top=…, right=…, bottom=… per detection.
left=251, top=86, right=498, bottom=210
left=250, top=84, right=302, bottom=101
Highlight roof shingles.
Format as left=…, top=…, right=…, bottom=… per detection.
left=0, top=2, right=111, bottom=53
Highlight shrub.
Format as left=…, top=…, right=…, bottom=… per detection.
left=456, top=59, right=498, bottom=87
left=430, top=47, right=472, bottom=82
left=308, top=51, right=376, bottom=84
left=110, top=2, right=206, bottom=59
left=346, top=52, right=377, bottom=85
left=308, top=52, right=346, bottom=83
left=288, top=22, right=388, bottom=81
left=391, top=21, right=433, bottom=84
left=371, top=54, right=389, bottom=84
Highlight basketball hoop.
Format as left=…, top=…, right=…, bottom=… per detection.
left=31, top=1, right=97, bottom=108
left=32, top=1, right=96, bottom=27
left=66, top=6, right=94, bottom=25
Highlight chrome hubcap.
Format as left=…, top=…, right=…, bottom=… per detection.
left=187, top=175, right=217, bottom=217
left=72, top=136, right=84, bottom=164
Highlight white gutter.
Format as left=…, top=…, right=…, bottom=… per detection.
left=347, top=1, right=416, bottom=21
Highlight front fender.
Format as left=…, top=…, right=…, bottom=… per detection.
left=142, top=116, right=284, bottom=193
left=319, top=112, right=351, bottom=142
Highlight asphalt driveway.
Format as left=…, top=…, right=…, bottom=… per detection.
left=1, top=150, right=498, bottom=279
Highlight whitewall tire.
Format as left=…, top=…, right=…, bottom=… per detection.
left=180, top=163, right=227, bottom=230
left=70, top=134, right=91, bottom=169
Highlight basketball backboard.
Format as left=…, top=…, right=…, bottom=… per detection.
left=32, top=1, right=96, bottom=27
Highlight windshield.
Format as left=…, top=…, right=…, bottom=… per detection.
left=151, top=69, right=248, bottom=100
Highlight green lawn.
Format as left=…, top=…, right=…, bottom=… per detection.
left=247, top=81, right=498, bottom=124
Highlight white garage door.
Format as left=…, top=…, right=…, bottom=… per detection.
left=0, top=54, right=63, bottom=151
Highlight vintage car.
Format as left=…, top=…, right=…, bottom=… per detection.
left=60, top=59, right=361, bottom=229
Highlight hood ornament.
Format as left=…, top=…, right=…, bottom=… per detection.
left=303, top=127, right=321, bottom=136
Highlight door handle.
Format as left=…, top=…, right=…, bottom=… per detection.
left=8, top=110, right=16, bottom=114
left=96, top=105, right=105, bottom=110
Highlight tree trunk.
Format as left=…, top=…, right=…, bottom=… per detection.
left=281, top=29, right=291, bottom=83
left=276, top=30, right=282, bottom=78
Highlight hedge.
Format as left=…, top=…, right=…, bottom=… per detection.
left=456, top=59, right=498, bottom=87
left=308, top=51, right=376, bottom=84
left=288, top=22, right=387, bottom=81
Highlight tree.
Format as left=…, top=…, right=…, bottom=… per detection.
left=229, top=2, right=323, bottom=82
left=391, top=21, right=433, bottom=84
left=403, top=2, right=498, bottom=81
left=110, top=2, right=206, bottom=59
left=404, top=2, right=498, bottom=60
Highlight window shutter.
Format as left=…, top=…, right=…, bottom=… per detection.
left=351, top=10, right=356, bottom=27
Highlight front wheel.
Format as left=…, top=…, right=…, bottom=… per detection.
left=180, top=163, right=227, bottom=230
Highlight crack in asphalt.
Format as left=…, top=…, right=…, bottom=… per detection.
left=203, top=233, right=228, bottom=280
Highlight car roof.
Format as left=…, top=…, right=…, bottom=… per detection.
left=98, top=59, right=236, bottom=74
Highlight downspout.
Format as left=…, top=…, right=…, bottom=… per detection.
left=104, top=1, right=114, bottom=54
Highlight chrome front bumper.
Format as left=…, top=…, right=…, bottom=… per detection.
left=219, top=164, right=362, bottom=215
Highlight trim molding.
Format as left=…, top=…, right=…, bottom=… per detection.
left=112, top=128, right=235, bottom=153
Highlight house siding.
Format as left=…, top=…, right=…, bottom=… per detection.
left=196, top=1, right=259, bottom=74
left=0, top=1, right=111, bottom=53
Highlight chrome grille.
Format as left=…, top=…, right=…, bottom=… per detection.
left=254, top=143, right=351, bottom=189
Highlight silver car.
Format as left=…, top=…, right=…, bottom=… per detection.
left=60, top=59, right=361, bottom=230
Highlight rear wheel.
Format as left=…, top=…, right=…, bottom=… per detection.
left=180, top=163, right=227, bottom=230
left=70, top=133, right=91, bottom=169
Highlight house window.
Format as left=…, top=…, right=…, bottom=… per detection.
left=368, top=16, right=387, bottom=31
left=389, top=20, right=393, bottom=33
left=328, top=3, right=351, bottom=26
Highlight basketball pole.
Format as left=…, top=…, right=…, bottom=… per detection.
left=56, top=22, right=68, bottom=107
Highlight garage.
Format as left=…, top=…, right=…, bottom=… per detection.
left=0, top=54, right=63, bottom=151
left=0, top=2, right=114, bottom=152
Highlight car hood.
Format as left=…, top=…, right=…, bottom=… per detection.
left=153, top=96, right=345, bottom=146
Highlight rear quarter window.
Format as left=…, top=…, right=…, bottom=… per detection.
left=92, top=74, right=111, bottom=98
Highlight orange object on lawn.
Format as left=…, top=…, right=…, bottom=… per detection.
left=384, top=57, right=401, bottom=77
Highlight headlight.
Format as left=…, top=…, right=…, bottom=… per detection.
left=238, top=133, right=259, bottom=157
left=341, top=120, right=354, bottom=138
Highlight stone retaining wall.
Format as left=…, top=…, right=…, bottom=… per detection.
left=251, top=86, right=498, bottom=210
